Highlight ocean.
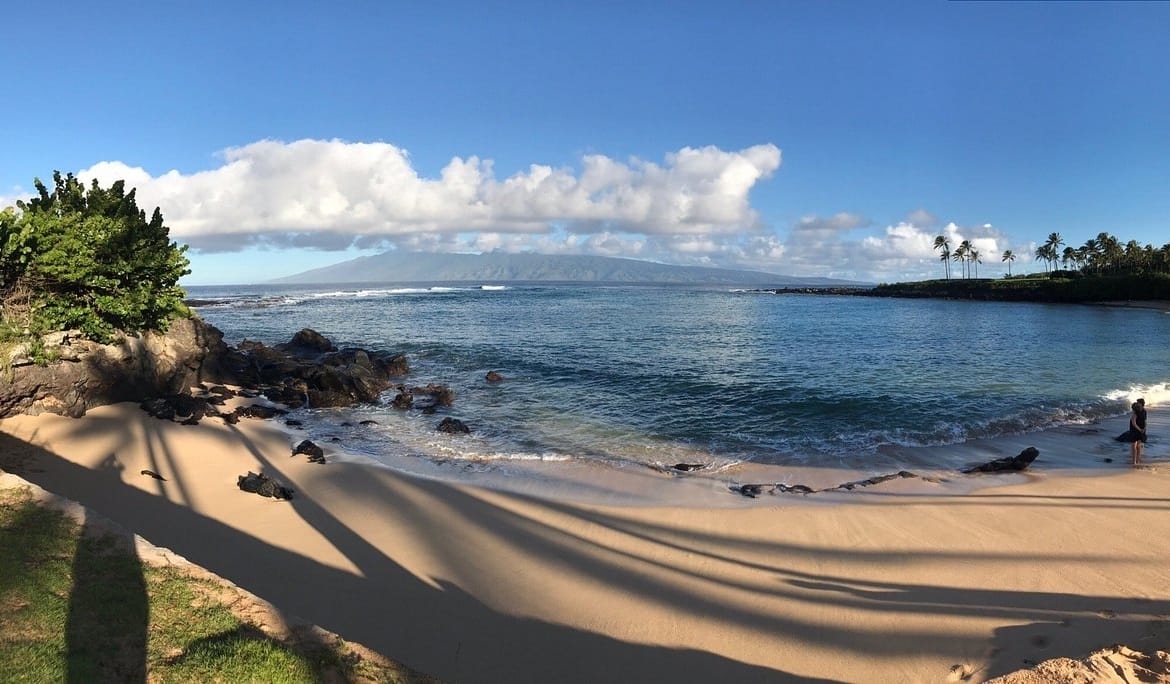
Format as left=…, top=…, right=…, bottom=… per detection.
left=186, top=283, right=1170, bottom=492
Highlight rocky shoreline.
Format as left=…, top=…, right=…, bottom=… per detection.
left=0, top=317, right=499, bottom=505
left=0, top=317, right=478, bottom=429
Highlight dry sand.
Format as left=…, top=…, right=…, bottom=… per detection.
left=2, top=402, right=1170, bottom=683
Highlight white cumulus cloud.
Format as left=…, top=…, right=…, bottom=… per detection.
left=768, top=215, right=1022, bottom=282
left=75, top=139, right=781, bottom=252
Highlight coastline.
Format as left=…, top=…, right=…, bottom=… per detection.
left=1096, top=299, right=1170, bottom=312
left=2, top=401, right=1169, bottom=682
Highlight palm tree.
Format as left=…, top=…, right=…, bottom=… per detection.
left=1124, top=240, right=1145, bottom=272
left=1034, top=244, right=1055, bottom=273
left=1099, top=233, right=1123, bottom=273
left=1032, top=233, right=1064, bottom=273
left=933, top=235, right=951, bottom=280
left=970, top=248, right=982, bottom=278
left=1075, top=245, right=1091, bottom=272
left=1082, top=237, right=1100, bottom=273
left=954, top=240, right=973, bottom=279
left=1158, top=245, right=1170, bottom=273
left=1001, top=249, right=1015, bottom=276
left=1061, top=246, right=1076, bottom=271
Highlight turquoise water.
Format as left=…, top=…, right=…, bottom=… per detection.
left=187, top=284, right=1170, bottom=475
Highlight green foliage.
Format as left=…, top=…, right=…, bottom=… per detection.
left=0, top=172, right=191, bottom=343
left=873, top=273, right=1170, bottom=303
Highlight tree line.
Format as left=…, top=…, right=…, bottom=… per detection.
left=933, top=232, right=1170, bottom=280
left=0, top=172, right=190, bottom=344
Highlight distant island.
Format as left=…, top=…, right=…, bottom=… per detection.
left=270, top=251, right=868, bottom=288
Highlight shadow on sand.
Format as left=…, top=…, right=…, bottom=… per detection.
left=4, top=418, right=1170, bottom=682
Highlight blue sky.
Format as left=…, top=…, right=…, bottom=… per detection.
left=2, top=1, right=1167, bottom=285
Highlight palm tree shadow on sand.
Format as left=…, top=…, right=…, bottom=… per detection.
left=6, top=412, right=1170, bottom=683
left=0, top=428, right=824, bottom=683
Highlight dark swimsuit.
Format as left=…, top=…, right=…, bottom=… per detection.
left=1117, top=407, right=1148, bottom=443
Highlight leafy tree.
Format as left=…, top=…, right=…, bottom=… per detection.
left=1001, top=249, right=1016, bottom=276
left=0, top=172, right=190, bottom=343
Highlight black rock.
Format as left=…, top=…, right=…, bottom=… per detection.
left=215, top=332, right=408, bottom=409
left=776, top=483, right=816, bottom=495
left=234, top=404, right=288, bottom=420
left=237, top=471, right=294, bottom=500
left=140, top=397, right=177, bottom=421
left=140, top=394, right=221, bottom=423
left=437, top=417, right=470, bottom=434
left=278, top=328, right=336, bottom=356
left=292, top=439, right=327, bottom=464
left=737, top=484, right=764, bottom=498
left=962, top=447, right=1040, bottom=474
left=292, top=439, right=325, bottom=460
left=411, top=384, right=455, bottom=406
left=830, top=471, right=918, bottom=491
left=672, top=463, right=707, bottom=472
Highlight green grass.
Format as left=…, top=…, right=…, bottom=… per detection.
left=0, top=486, right=437, bottom=683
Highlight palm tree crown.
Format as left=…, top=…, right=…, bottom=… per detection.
left=1001, top=249, right=1016, bottom=276
left=933, top=235, right=951, bottom=280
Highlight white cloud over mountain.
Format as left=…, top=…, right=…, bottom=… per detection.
left=0, top=138, right=1032, bottom=282
left=77, top=139, right=782, bottom=252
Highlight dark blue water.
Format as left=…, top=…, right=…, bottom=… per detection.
left=187, top=283, right=1170, bottom=475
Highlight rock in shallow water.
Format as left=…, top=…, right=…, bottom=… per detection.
left=961, top=447, right=1039, bottom=474
left=437, top=417, right=471, bottom=434
left=292, top=439, right=326, bottom=464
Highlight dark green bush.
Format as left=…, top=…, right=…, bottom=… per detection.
left=0, top=172, right=190, bottom=343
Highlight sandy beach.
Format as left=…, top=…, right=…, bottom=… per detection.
left=2, top=401, right=1169, bottom=683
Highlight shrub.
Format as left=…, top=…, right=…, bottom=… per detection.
left=0, top=172, right=190, bottom=343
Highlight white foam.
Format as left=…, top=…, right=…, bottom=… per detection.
left=427, top=440, right=573, bottom=463
left=1102, top=381, right=1170, bottom=408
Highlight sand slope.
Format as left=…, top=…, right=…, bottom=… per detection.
left=2, top=403, right=1169, bottom=683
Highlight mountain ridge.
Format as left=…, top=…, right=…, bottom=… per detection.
left=271, top=252, right=867, bottom=287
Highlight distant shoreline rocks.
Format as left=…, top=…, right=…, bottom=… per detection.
left=741, top=287, right=873, bottom=296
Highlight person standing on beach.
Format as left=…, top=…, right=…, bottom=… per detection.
left=1123, top=398, right=1148, bottom=466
